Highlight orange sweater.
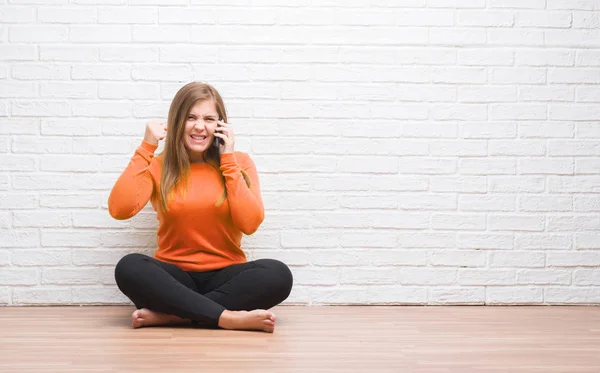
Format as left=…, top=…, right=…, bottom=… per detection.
left=108, top=141, right=264, bottom=272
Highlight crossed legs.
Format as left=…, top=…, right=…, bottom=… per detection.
left=114, top=253, right=293, bottom=333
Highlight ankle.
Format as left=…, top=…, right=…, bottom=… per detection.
left=218, top=310, right=236, bottom=329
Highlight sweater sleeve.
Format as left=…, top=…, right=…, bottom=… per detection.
left=220, top=152, right=265, bottom=235
left=108, top=140, right=158, bottom=220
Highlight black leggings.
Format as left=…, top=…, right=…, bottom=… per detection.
left=114, top=253, right=293, bottom=327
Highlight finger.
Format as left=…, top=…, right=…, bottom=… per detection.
left=215, top=129, right=229, bottom=138
left=213, top=132, right=226, bottom=141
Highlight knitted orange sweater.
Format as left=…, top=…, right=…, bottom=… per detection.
left=108, top=141, right=264, bottom=272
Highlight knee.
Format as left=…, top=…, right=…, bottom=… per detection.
left=114, top=253, right=147, bottom=287
left=258, top=259, right=293, bottom=299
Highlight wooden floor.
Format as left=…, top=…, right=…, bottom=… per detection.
left=0, top=306, right=599, bottom=373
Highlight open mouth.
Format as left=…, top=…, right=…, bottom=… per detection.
left=190, top=134, right=207, bottom=144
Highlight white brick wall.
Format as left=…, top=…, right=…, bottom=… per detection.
left=1, top=1, right=599, bottom=306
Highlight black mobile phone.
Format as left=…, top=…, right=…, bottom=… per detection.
left=214, top=116, right=222, bottom=147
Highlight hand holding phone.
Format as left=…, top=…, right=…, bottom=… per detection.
left=214, top=117, right=222, bottom=147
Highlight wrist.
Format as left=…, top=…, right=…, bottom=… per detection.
left=143, top=136, right=158, bottom=146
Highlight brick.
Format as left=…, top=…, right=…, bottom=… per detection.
left=518, top=196, right=572, bottom=212
left=487, top=287, right=543, bottom=304
left=548, top=140, right=600, bottom=156
left=0, top=268, right=37, bottom=285
left=431, top=214, right=486, bottom=230
left=516, top=49, right=574, bottom=66
left=428, top=250, right=487, bottom=267
left=545, top=287, right=600, bottom=304
left=547, top=251, right=600, bottom=267
left=488, top=29, right=544, bottom=45
left=519, top=86, right=574, bottom=102
left=457, top=233, right=514, bottom=250
left=0, top=287, right=8, bottom=305
left=399, top=268, right=457, bottom=285
left=399, top=194, right=458, bottom=210
left=12, top=100, right=70, bottom=117
left=72, top=286, right=130, bottom=304
left=491, top=104, right=547, bottom=120
left=38, top=7, right=96, bottom=23
left=489, top=215, right=545, bottom=231
left=491, top=0, right=545, bottom=8
left=458, top=10, right=514, bottom=26
left=519, top=158, right=574, bottom=175
left=548, top=176, right=600, bottom=193
left=42, top=268, right=102, bottom=285
left=575, top=233, right=600, bottom=249
left=459, top=269, right=515, bottom=285
left=430, top=177, right=487, bottom=193
left=577, top=86, right=600, bottom=102
left=398, top=157, right=456, bottom=174
left=459, top=195, right=516, bottom=211
left=9, top=25, right=68, bottom=42
left=574, top=195, right=600, bottom=212
left=459, top=158, right=516, bottom=175
left=429, top=287, right=485, bottom=305
left=12, top=249, right=71, bottom=266
left=515, top=234, right=572, bottom=250
left=515, top=11, right=572, bottom=28
left=398, top=232, right=456, bottom=248
left=517, top=269, right=571, bottom=285
left=70, top=26, right=131, bottom=42
left=40, top=46, right=98, bottom=62
left=71, top=64, right=130, bottom=80
left=573, top=269, right=600, bottom=285
left=546, top=30, right=600, bottom=47
left=13, top=211, right=71, bottom=228
left=40, top=82, right=97, bottom=99
left=340, top=268, right=398, bottom=285
left=13, top=288, right=71, bottom=305
left=98, top=7, right=156, bottom=23
left=0, top=45, right=37, bottom=61
left=576, top=123, right=600, bottom=137
left=459, top=86, right=517, bottom=103
left=312, top=286, right=427, bottom=305
left=490, top=140, right=545, bottom=156
left=490, top=251, right=545, bottom=267
left=41, top=230, right=102, bottom=248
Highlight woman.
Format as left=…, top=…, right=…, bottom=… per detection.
left=108, top=82, right=293, bottom=333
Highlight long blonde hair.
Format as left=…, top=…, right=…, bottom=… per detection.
left=158, top=82, right=228, bottom=212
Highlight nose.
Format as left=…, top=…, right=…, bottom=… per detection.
left=192, top=120, right=207, bottom=131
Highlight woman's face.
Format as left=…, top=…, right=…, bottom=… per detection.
left=183, top=99, right=219, bottom=161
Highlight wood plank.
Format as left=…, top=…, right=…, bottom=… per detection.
left=0, top=306, right=599, bottom=372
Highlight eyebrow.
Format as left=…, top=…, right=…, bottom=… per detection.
left=188, top=113, right=217, bottom=117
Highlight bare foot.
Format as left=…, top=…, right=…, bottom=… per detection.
left=218, top=309, right=276, bottom=333
left=131, top=308, right=190, bottom=329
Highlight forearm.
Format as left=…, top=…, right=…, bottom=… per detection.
left=108, top=141, right=157, bottom=220
left=220, top=153, right=264, bottom=234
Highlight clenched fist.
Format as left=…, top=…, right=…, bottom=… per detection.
left=143, top=120, right=167, bottom=146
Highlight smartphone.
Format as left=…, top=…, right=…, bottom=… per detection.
left=214, top=116, right=222, bottom=147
